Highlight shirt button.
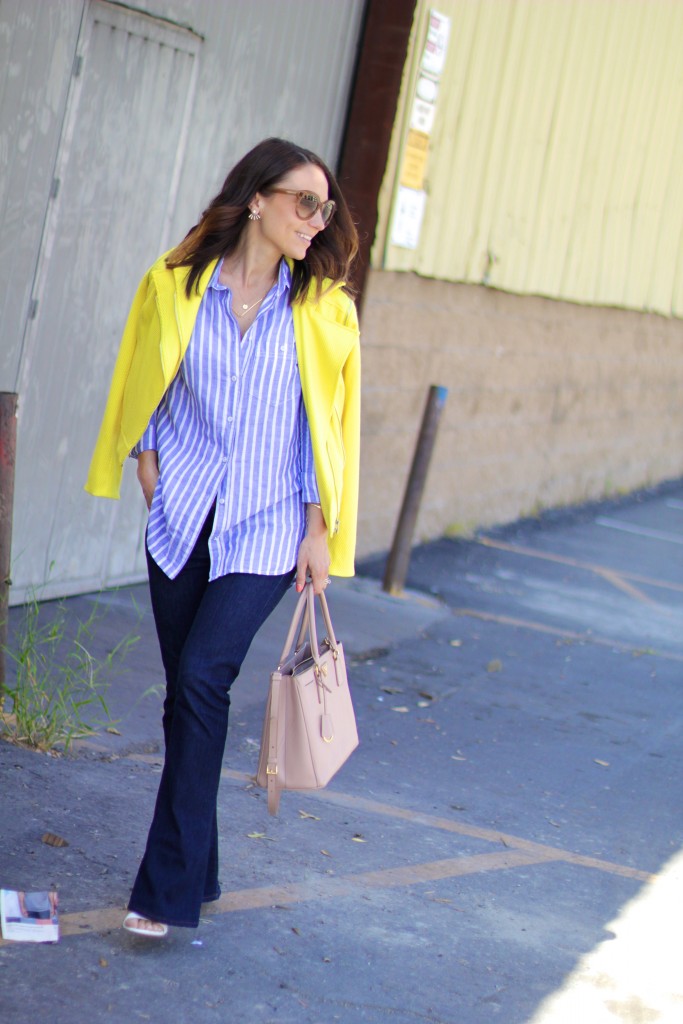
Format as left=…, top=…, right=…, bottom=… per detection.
left=231, top=375, right=237, bottom=382
left=222, top=456, right=228, bottom=463
left=219, top=499, right=225, bottom=505
left=227, top=416, right=233, bottom=423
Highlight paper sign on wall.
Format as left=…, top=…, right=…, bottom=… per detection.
left=421, top=9, right=450, bottom=77
left=389, top=186, right=427, bottom=249
left=391, top=9, right=450, bottom=250
left=400, top=129, right=430, bottom=190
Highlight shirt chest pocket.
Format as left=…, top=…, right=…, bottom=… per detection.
left=246, top=340, right=300, bottom=409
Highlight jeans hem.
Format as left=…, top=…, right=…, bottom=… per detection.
left=202, top=889, right=221, bottom=903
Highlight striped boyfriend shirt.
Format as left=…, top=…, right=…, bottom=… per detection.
left=136, top=258, right=319, bottom=580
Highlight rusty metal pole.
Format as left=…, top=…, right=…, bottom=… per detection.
left=383, top=385, right=448, bottom=595
left=0, top=392, right=18, bottom=689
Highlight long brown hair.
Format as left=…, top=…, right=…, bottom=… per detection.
left=167, top=138, right=359, bottom=302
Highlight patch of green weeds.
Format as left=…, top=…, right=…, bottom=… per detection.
left=444, top=521, right=476, bottom=539
left=0, top=592, right=140, bottom=752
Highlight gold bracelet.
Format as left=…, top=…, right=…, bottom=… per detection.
left=307, top=502, right=322, bottom=509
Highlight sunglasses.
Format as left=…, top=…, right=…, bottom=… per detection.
left=269, top=188, right=336, bottom=227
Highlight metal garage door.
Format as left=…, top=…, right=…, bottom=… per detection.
left=13, top=1, right=201, bottom=599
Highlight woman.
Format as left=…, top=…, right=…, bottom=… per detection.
left=86, top=138, right=360, bottom=937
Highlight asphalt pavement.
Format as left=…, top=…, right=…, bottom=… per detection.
left=1, top=480, right=682, bottom=1023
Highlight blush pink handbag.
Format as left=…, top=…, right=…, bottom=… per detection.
left=257, top=582, right=359, bottom=815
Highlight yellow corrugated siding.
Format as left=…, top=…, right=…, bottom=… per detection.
left=376, top=0, right=683, bottom=317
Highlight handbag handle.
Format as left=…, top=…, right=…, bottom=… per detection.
left=278, top=582, right=339, bottom=668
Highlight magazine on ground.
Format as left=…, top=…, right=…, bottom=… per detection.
left=1, top=889, right=59, bottom=942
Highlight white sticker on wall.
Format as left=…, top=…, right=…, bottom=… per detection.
left=421, top=10, right=451, bottom=78
left=390, top=186, right=428, bottom=250
left=410, top=96, right=436, bottom=134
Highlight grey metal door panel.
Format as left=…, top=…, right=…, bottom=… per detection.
left=12, top=1, right=201, bottom=601
left=0, top=0, right=85, bottom=391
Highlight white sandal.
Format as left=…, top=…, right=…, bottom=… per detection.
left=123, top=912, right=168, bottom=938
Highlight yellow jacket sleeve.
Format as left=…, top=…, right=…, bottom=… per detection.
left=294, top=286, right=361, bottom=578
left=84, top=269, right=154, bottom=498
left=328, top=331, right=360, bottom=577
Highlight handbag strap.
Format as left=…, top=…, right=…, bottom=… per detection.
left=278, top=586, right=310, bottom=666
left=278, top=582, right=340, bottom=667
left=266, top=669, right=282, bottom=815
left=316, top=587, right=340, bottom=652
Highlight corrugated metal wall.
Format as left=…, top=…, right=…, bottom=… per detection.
left=1, top=0, right=365, bottom=603
left=374, top=0, right=683, bottom=318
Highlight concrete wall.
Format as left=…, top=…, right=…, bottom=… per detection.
left=357, top=269, right=683, bottom=558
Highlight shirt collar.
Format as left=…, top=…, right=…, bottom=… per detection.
left=210, top=257, right=291, bottom=296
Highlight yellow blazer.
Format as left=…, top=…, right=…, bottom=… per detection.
left=85, top=255, right=361, bottom=576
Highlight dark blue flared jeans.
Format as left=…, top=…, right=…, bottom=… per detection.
left=128, top=513, right=294, bottom=927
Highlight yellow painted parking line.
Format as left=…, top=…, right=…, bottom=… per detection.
left=0, top=848, right=553, bottom=946
left=1, top=758, right=654, bottom=948
left=1, top=838, right=650, bottom=947
left=294, top=787, right=654, bottom=884
left=125, top=755, right=655, bottom=885
left=201, top=848, right=557, bottom=918
left=452, top=606, right=683, bottom=663
left=237, top=768, right=653, bottom=884
left=596, top=568, right=654, bottom=604
left=478, top=536, right=683, bottom=599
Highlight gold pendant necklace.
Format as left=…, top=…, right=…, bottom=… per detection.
left=233, top=292, right=268, bottom=318
left=226, top=266, right=277, bottom=319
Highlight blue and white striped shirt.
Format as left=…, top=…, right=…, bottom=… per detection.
left=137, top=258, right=319, bottom=580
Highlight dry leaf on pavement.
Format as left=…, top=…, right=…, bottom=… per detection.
left=41, top=832, right=69, bottom=848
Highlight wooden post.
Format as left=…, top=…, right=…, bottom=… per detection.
left=383, top=385, right=448, bottom=595
left=0, top=392, right=18, bottom=688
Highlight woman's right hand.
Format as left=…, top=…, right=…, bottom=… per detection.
left=137, top=449, right=159, bottom=510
